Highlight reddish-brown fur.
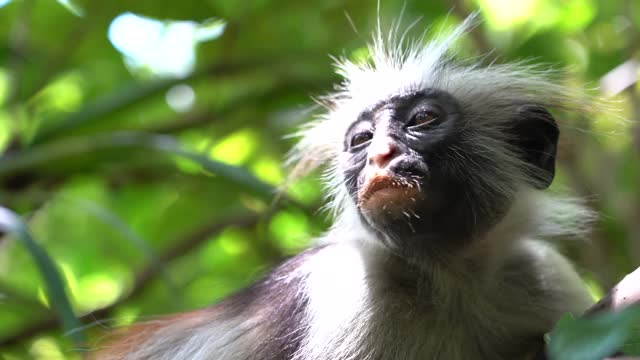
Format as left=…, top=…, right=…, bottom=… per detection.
left=90, top=309, right=212, bottom=360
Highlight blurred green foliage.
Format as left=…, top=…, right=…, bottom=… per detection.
left=0, top=0, right=639, bottom=359
left=548, top=304, right=640, bottom=359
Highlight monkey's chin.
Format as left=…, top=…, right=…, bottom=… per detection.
left=358, top=186, right=423, bottom=219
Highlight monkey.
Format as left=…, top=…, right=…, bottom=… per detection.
left=92, top=16, right=595, bottom=360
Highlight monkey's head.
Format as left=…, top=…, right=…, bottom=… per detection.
left=340, top=87, right=558, bottom=255
left=292, top=18, right=581, bottom=257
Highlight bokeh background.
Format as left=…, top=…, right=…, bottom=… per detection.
left=0, top=0, right=639, bottom=358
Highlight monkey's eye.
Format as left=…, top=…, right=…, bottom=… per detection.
left=350, top=132, right=373, bottom=148
left=408, top=110, right=440, bottom=128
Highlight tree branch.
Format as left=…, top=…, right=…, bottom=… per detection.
left=586, top=266, right=640, bottom=316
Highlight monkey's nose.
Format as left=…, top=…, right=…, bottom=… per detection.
left=368, top=141, right=398, bottom=169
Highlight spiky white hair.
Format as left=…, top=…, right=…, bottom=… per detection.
left=289, top=15, right=594, bottom=241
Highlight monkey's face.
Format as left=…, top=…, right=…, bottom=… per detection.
left=341, top=89, right=559, bottom=256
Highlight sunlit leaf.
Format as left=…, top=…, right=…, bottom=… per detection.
left=76, top=274, right=122, bottom=310
left=218, top=229, right=250, bottom=256
left=478, top=0, right=539, bottom=29
left=0, top=68, right=9, bottom=106
left=211, top=129, right=258, bottom=166
left=29, top=336, right=68, bottom=360
left=251, top=156, right=283, bottom=185
left=582, top=274, right=605, bottom=301
left=33, top=72, right=85, bottom=116
left=556, top=0, right=596, bottom=32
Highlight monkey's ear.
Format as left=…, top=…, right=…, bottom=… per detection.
left=510, top=105, right=559, bottom=189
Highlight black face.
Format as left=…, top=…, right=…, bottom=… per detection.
left=342, top=89, right=559, bottom=257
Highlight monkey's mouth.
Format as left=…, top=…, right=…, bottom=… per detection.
left=357, top=173, right=423, bottom=212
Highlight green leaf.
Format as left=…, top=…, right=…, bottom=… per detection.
left=548, top=305, right=640, bottom=360
left=622, top=322, right=640, bottom=355
left=0, top=206, right=86, bottom=347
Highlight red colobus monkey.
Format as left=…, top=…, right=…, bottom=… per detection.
left=93, top=17, right=594, bottom=360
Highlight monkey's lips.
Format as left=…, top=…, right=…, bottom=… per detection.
left=358, top=173, right=423, bottom=214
